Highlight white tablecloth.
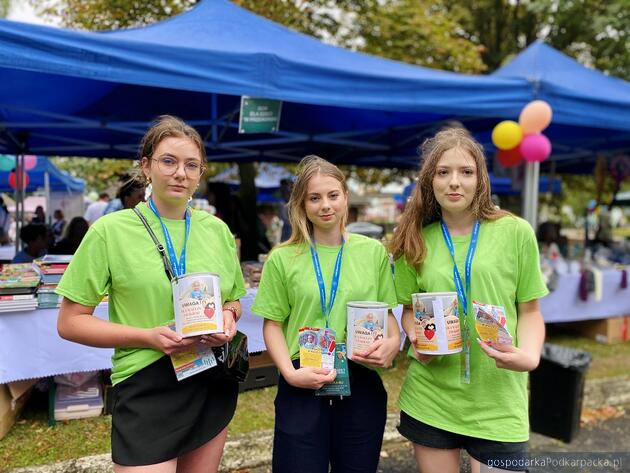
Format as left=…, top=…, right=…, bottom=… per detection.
left=0, top=289, right=407, bottom=384
left=9, top=270, right=627, bottom=384
left=0, top=244, right=16, bottom=261
left=539, top=268, right=630, bottom=323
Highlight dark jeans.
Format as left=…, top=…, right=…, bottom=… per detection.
left=272, top=360, right=387, bottom=473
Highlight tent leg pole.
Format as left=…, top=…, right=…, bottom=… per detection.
left=211, top=93, right=218, bottom=147
left=522, top=161, right=540, bottom=229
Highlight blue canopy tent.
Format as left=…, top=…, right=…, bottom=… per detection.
left=0, top=156, right=85, bottom=193
left=0, top=1, right=627, bottom=166
left=0, top=0, right=628, bottom=227
left=492, top=41, right=630, bottom=173
left=0, top=0, right=531, bottom=166
left=490, top=41, right=630, bottom=222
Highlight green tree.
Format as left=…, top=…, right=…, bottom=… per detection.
left=50, top=157, right=137, bottom=193
left=0, top=0, right=11, bottom=18
left=30, top=0, right=196, bottom=30
left=444, top=0, right=629, bottom=79
left=237, top=0, right=486, bottom=72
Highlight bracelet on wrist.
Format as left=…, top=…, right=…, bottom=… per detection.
left=224, top=305, right=239, bottom=322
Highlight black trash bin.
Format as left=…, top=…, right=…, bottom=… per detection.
left=529, top=343, right=592, bottom=443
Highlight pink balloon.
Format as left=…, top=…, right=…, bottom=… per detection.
left=23, top=155, right=38, bottom=171
left=519, top=134, right=552, bottom=162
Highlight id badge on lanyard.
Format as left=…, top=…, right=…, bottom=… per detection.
left=298, top=241, right=351, bottom=396
left=440, top=220, right=480, bottom=384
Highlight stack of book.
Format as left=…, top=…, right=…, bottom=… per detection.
left=34, top=255, right=72, bottom=309
left=0, top=263, right=40, bottom=312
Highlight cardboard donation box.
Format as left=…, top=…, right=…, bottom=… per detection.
left=0, top=379, right=37, bottom=440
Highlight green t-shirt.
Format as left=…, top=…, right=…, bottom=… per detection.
left=252, top=233, right=397, bottom=360
left=56, top=203, right=246, bottom=385
left=394, top=216, right=548, bottom=442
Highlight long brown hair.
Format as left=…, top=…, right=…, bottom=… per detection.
left=389, top=127, right=509, bottom=269
left=281, top=155, right=348, bottom=248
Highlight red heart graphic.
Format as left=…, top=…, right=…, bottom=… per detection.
left=204, top=307, right=215, bottom=319
left=424, top=329, right=435, bottom=340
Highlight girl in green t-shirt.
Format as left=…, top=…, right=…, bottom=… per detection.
left=389, top=128, right=548, bottom=473
left=252, top=155, right=400, bottom=473
left=57, top=116, right=245, bottom=472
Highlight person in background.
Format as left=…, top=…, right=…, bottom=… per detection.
left=206, top=182, right=239, bottom=233
left=279, top=177, right=293, bottom=242
left=50, top=217, right=89, bottom=255
left=257, top=204, right=283, bottom=251
left=12, top=223, right=48, bottom=263
left=51, top=209, right=67, bottom=243
left=31, top=205, right=46, bottom=224
left=104, top=176, right=147, bottom=215
left=347, top=205, right=359, bottom=224
left=0, top=196, right=11, bottom=245
left=84, top=192, right=110, bottom=224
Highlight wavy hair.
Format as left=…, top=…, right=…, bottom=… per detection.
left=389, top=127, right=510, bottom=269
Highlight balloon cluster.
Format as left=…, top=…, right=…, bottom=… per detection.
left=492, top=101, right=552, bottom=167
left=0, top=155, right=38, bottom=190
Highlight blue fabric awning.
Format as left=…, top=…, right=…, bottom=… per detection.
left=0, top=156, right=85, bottom=193
left=0, top=1, right=627, bottom=170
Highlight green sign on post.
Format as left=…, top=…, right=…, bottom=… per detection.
left=239, top=96, right=282, bottom=134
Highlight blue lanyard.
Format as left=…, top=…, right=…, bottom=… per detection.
left=440, top=219, right=480, bottom=316
left=309, top=240, right=344, bottom=328
left=440, top=219, right=479, bottom=384
left=148, top=198, right=190, bottom=278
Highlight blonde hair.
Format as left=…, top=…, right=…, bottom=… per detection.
left=389, top=127, right=510, bottom=270
left=281, top=155, right=348, bottom=247
left=134, top=115, right=206, bottom=184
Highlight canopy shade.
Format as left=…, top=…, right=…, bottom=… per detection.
left=0, top=1, right=627, bottom=170
left=0, top=156, right=85, bottom=193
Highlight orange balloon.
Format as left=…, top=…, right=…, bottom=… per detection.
left=519, top=100, right=552, bottom=134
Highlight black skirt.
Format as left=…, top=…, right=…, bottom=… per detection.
left=111, top=354, right=238, bottom=466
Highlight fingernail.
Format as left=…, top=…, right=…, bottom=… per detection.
left=476, top=337, right=482, bottom=344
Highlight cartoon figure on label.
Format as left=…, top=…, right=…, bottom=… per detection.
left=424, top=322, right=436, bottom=341
left=203, top=299, right=215, bottom=319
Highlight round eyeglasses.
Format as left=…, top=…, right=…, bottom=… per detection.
left=151, top=156, right=205, bottom=178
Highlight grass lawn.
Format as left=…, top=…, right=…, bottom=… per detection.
left=2, top=334, right=628, bottom=471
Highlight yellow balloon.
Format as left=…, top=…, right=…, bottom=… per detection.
left=492, top=120, right=523, bottom=150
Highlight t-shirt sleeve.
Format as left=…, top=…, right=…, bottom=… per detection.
left=376, top=245, right=398, bottom=308
left=393, top=255, right=420, bottom=305
left=515, top=220, right=549, bottom=303
left=223, top=227, right=247, bottom=301
left=251, top=250, right=290, bottom=322
left=55, top=226, right=110, bottom=306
